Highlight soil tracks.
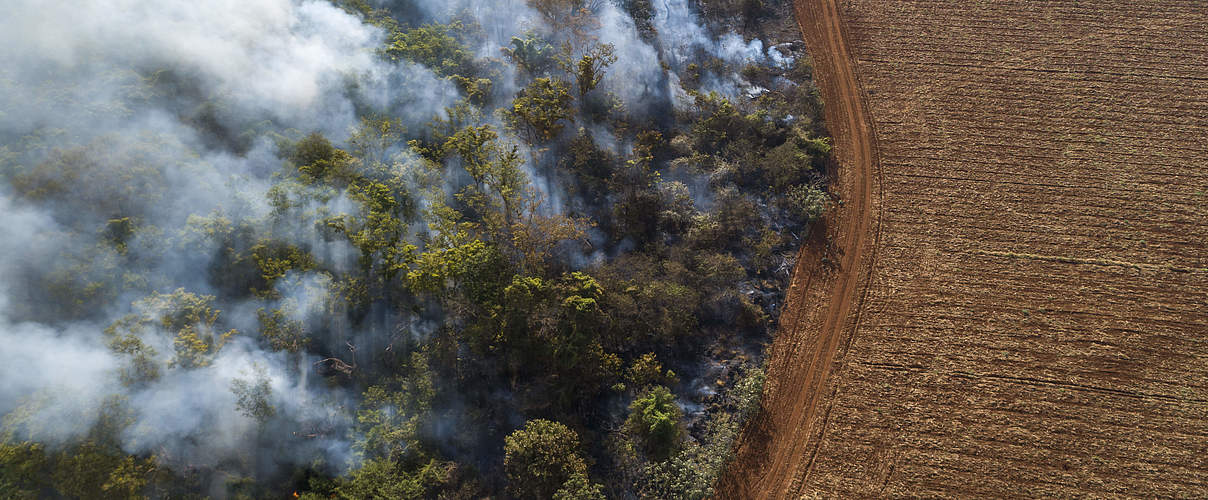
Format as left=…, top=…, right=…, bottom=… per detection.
left=724, top=0, right=1208, bottom=496
left=718, top=0, right=881, bottom=497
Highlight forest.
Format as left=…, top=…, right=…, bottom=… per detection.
left=0, top=0, right=830, bottom=498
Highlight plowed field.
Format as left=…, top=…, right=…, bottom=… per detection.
left=722, top=0, right=1208, bottom=497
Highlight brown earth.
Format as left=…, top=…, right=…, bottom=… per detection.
left=721, top=0, right=1208, bottom=497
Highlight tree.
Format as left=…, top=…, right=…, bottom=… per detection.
left=503, top=32, right=557, bottom=77
left=407, top=100, right=485, bottom=163
left=292, top=132, right=357, bottom=185
left=387, top=22, right=493, bottom=101
left=620, top=0, right=655, bottom=39
left=572, top=43, right=617, bottom=96
left=563, top=130, right=616, bottom=192
left=607, top=130, right=664, bottom=246
left=257, top=307, right=308, bottom=353
left=505, top=77, right=575, bottom=145
left=684, top=91, right=779, bottom=164
left=627, top=353, right=678, bottom=389
left=104, top=289, right=238, bottom=380
left=343, top=179, right=417, bottom=280
left=504, top=420, right=590, bottom=499
left=527, top=0, right=602, bottom=42
left=657, top=180, right=697, bottom=236
left=349, top=115, right=404, bottom=171
left=554, top=472, right=606, bottom=500
left=336, top=457, right=451, bottom=500
left=249, top=241, right=317, bottom=297
left=436, top=124, right=589, bottom=273
left=554, top=272, right=606, bottom=365
left=407, top=240, right=504, bottom=301
left=495, top=272, right=618, bottom=397
left=230, top=363, right=276, bottom=423
left=597, top=254, right=701, bottom=345
left=102, top=217, right=135, bottom=255
left=51, top=443, right=157, bottom=500
left=387, top=22, right=472, bottom=78
left=444, top=124, right=527, bottom=240
left=0, top=441, right=48, bottom=499
left=330, top=353, right=457, bottom=498
left=511, top=210, right=591, bottom=276
left=353, top=353, right=435, bottom=463
left=625, top=386, right=683, bottom=461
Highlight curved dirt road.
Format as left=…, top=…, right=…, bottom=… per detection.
left=725, top=0, right=1208, bottom=496
left=718, top=0, right=881, bottom=496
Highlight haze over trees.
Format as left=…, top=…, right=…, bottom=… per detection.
left=0, top=0, right=830, bottom=497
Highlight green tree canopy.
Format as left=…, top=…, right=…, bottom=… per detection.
left=387, top=22, right=472, bottom=78
left=572, top=43, right=616, bottom=96
left=292, top=132, right=357, bottom=185
left=625, top=385, right=683, bottom=461
left=104, top=289, right=237, bottom=384
left=504, top=419, right=593, bottom=499
left=505, top=77, right=575, bottom=144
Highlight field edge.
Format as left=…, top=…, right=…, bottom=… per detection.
left=717, top=0, right=883, bottom=496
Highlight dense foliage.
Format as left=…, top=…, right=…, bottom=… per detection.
left=0, top=0, right=829, bottom=498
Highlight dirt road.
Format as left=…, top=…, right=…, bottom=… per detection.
left=718, top=0, right=881, bottom=496
left=723, top=0, right=1208, bottom=496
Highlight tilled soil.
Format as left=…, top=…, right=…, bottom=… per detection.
left=721, top=0, right=1208, bottom=497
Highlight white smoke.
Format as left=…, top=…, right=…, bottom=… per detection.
left=0, top=0, right=452, bottom=476
left=2, top=0, right=370, bottom=110
left=653, top=0, right=765, bottom=67
left=0, top=0, right=790, bottom=486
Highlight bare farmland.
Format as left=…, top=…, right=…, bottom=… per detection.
left=722, top=0, right=1208, bottom=497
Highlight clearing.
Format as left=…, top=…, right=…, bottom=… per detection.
left=722, top=0, right=1208, bottom=497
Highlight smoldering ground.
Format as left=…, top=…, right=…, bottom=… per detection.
left=0, top=0, right=795, bottom=492
left=0, top=0, right=457, bottom=482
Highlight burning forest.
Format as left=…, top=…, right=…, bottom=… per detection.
left=0, top=0, right=831, bottom=497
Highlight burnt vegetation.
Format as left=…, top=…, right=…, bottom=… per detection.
left=0, top=0, right=830, bottom=498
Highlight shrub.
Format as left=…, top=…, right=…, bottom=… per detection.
left=504, top=420, right=593, bottom=499
left=627, top=353, right=679, bottom=389
left=625, top=386, right=683, bottom=461
left=639, top=365, right=765, bottom=499
left=783, top=182, right=829, bottom=223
